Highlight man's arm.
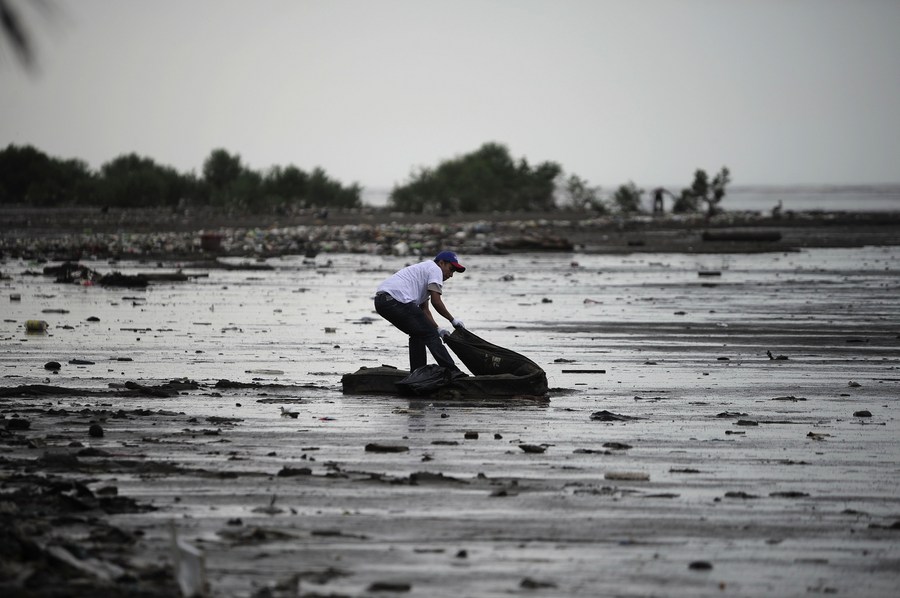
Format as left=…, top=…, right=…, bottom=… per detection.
left=427, top=289, right=454, bottom=323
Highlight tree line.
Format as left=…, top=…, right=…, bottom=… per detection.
left=1, top=142, right=730, bottom=216
left=0, top=145, right=362, bottom=212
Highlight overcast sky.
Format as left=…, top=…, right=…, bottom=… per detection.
left=2, top=0, right=899, bottom=191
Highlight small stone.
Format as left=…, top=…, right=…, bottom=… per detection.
left=89, top=424, right=104, bottom=438
left=44, top=361, right=62, bottom=370
left=464, top=431, right=479, bottom=440
left=689, top=561, right=713, bottom=570
left=853, top=410, right=872, bottom=418
left=518, top=444, right=546, bottom=454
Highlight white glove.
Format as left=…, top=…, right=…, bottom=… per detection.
left=451, top=318, right=465, bottom=329
left=438, top=328, right=451, bottom=339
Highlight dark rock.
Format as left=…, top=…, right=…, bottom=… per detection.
left=368, top=581, right=411, bottom=592
left=464, top=431, right=479, bottom=439
left=277, top=466, right=312, bottom=477
left=603, top=442, right=632, bottom=450
left=769, top=491, right=810, bottom=498
left=44, top=361, right=62, bottom=370
left=6, top=417, right=30, bottom=430
left=724, top=491, right=759, bottom=499
left=853, top=410, right=872, bottom=417
left=689, top=561, right=713, bottom=570
left=518, top=444, right=546, bottom=454
left=89, top=424, right=104, bottom=438
left=365, top=443, right=409, bottom=453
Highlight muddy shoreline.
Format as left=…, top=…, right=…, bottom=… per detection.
left=2, top=218, right=900, bottom=596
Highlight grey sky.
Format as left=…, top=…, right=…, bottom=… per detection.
left=2, top=0, right=899, bottom=190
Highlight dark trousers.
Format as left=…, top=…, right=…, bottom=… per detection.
left=374, top=293, right=458, bottom=372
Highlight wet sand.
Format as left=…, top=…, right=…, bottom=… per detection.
left=2, top=222, right=900, bottom=596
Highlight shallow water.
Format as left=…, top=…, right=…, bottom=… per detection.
left=2, top=247, right=900, bottom=597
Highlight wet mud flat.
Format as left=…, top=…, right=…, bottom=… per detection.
left=2, top=248, right=900, bottom=596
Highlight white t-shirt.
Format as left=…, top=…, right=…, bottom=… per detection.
left=377, top=260, right=443, bottom=305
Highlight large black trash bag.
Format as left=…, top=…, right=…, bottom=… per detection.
left=396, top=365, right=454, bottom=395
left=444, top=328, right=545, bottom=377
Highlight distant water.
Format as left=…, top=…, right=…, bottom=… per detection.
left=710, top=185, right=900, bottom=214
left=362, top=184, right=900, bottom=213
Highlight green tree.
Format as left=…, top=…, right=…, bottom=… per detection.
left=96, top=153, right=187, bottom=208
left=562, top=174, right=606, bottom=212
left=612, top=181, right=644, bottom=214
left=0, top=144, right=94, bottom=206
left=307, top=167, right=361, bottom=209
left=201, top=148, right=244, bottom=206
left=673, top=167, right=731, bottom=215
left=389, top=142, right=561, bottom=214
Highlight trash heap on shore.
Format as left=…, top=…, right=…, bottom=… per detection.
left=2, top=207, right=899, bottom=261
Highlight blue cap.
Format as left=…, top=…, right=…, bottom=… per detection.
left=434, top=251, right=465, bottom=272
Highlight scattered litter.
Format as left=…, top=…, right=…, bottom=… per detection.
left=251, top=495, right=284, bottom=515
left=716, top=411, right=748, bottom=418
left=590, top=410, right=642, bottom=422
left=69, top=358, right=95, bottom=365
left=26, top=319, right=48, bottom=332
left=171, top=523, right=208, bottom=597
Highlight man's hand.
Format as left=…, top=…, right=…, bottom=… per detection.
left=451, top=318, right=465, bottom=329
left=438, top=328, right=451, bottom=339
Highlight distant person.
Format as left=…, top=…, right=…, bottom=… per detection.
left=772, top=200, right=783, bottom=219
left=374, top=251, right=467, bottom=373
left=652, top=188, right=666, bottom=214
